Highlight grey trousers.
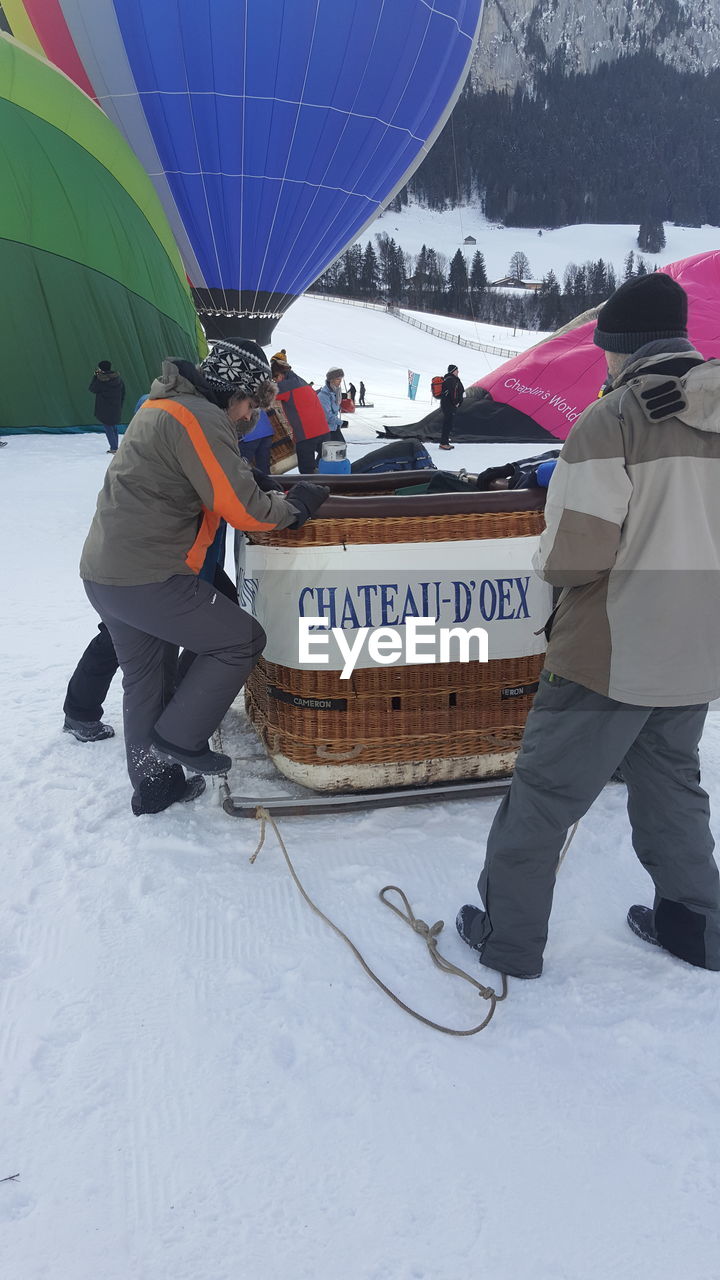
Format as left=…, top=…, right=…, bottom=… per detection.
left=468, top=671, right=720, bottom=976
left=84, top=576, right=265, bottom=790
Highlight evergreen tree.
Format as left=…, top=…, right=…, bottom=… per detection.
left=537, top=270, right=562, bottom=330
left=588, top=259, right=607, bottom=298
left=311, top=261, right=341, bottom=294
left=408, top=245, right=430, bottom=308
left=637, top=220, right=666, bottom=253
left=635, top=256, right=648, bottom=277
left=469, top=251, right=488, bottom=293
left=375, top=233, right=393, bottom=295
left=339, top=245, right=362, bottom=295
left=359, top=242, right=380, bottom=297
left=572, top=264, right=587, bottom=300
left=448, top=249, right=470, bottom=312
left=623, top=250, right=635, bottom=280
left=385, top=238, right=406, bottom=303
left=403, top=56, right=720, bottom=229
left=425, top=249, right=446, bottom=307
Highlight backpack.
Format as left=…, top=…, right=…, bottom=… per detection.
left=431, top=374, right=444, bottom=400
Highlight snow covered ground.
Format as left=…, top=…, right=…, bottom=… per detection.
left=270, top=294, right=544, bottom=432
left=399, top=308, right=539, bottom=352
left=358, top=202, right=720, bottom=282
left=3, top=295, right=720, bottom=1279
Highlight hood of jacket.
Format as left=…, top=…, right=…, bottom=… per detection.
left=613, top=347, right=720, bottom=436
left=147, top=358, right=222, bottom=406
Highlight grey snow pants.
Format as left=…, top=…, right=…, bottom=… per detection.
left=467, top=670, right=720, bottom=977
left=84, top=575, right=265, bottom=791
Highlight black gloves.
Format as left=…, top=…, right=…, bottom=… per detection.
left=475, top=464, right=515, bottom=491
left=252, top=467, right=284, bottom=493
left=286, top=481, right=330, bottom=528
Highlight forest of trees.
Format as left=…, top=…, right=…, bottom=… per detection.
left=400, top=54, right=720, bottom=228
left=310, top=235, right=654, bottom=332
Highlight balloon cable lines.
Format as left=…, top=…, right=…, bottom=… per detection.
left=250, top=0, right=322, bottom=316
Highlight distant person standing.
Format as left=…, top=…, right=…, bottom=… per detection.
left=358, top=380, right=367, bottom=406
left=89, top=360, right=125, bottom=453
left=318, top=368, right=346, bottom=441
left=348, top=381, right=357, bottom=404
left=439, top=363, right=464, bottom=451
left=272, top=356, right=330, bottom=474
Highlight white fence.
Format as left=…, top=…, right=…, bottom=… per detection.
left=310, top=293, right=518, bottom=359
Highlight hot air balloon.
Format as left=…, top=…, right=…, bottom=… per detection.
left=384, top=252, right=720, bottom=444
left=0, top=33, right=201, bottom=432
left=2, top=0, right=485, bottom=342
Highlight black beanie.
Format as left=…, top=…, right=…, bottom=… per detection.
left=594, top=273, right=688, bottom=353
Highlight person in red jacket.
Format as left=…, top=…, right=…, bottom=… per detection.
left=271, top=356, right=330, bottom=473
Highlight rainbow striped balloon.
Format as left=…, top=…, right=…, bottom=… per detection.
left=0, top=32, right=201, bottom=430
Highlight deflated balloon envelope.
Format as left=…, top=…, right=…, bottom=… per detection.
left=6, top=0, right=484, bottom=341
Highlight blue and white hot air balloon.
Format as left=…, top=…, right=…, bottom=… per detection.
left=4, top=0, right=484, bottom=339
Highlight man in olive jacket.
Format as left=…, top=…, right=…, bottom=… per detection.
left=81, top=339, right=329, bottom=815
left=457, top=273, right=720, bottom=978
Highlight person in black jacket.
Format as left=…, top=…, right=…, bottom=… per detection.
left=89, top=359, right=126, bottom=453
left=439, top=364, right=464, bottom=450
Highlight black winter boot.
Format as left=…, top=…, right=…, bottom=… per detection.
left=456, top=903, right=542, bottom=979
left=132, top=765, right=206, bottom=816
left=64, top=716, right=115, bottom=742
left=456, top=904, right=485, bottom=952
left=626, top=905, right=661, bottom=949
left=628, top=902, right=714, bottom=969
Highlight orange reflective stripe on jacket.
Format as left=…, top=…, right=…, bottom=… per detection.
left=186, top=509, right=222, bottom=574
left=151, top=399, right=279, bottom=548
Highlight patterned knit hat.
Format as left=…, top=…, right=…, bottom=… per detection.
left=199, top=339, right=275, bottom=407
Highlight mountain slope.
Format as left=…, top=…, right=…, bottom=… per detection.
left=473, top=0, right=720, bottom=92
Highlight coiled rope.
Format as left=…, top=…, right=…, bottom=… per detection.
left=250, top=807, right=513, bottom=1035
left=244, top=787, right=579, bottom=1036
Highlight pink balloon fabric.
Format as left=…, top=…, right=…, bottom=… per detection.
left=474, top=251, right=720, bottom=441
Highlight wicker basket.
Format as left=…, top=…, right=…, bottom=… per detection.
left=241, top=481, right=549, bottom=792
left=251, top=506, right=545, bottom=548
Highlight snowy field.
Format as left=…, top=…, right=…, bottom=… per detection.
left=399, top=308, right=540, bottom=352
left=3, top=295, right=720, bottom=1279
left=358, top=202, right=720, bottom=283
left=270, top=294, right=544, bottom=431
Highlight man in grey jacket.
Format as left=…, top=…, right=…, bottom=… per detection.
left=81, top=339, right=329, bottom=816
left=457, top=272, right=720, bottom=977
